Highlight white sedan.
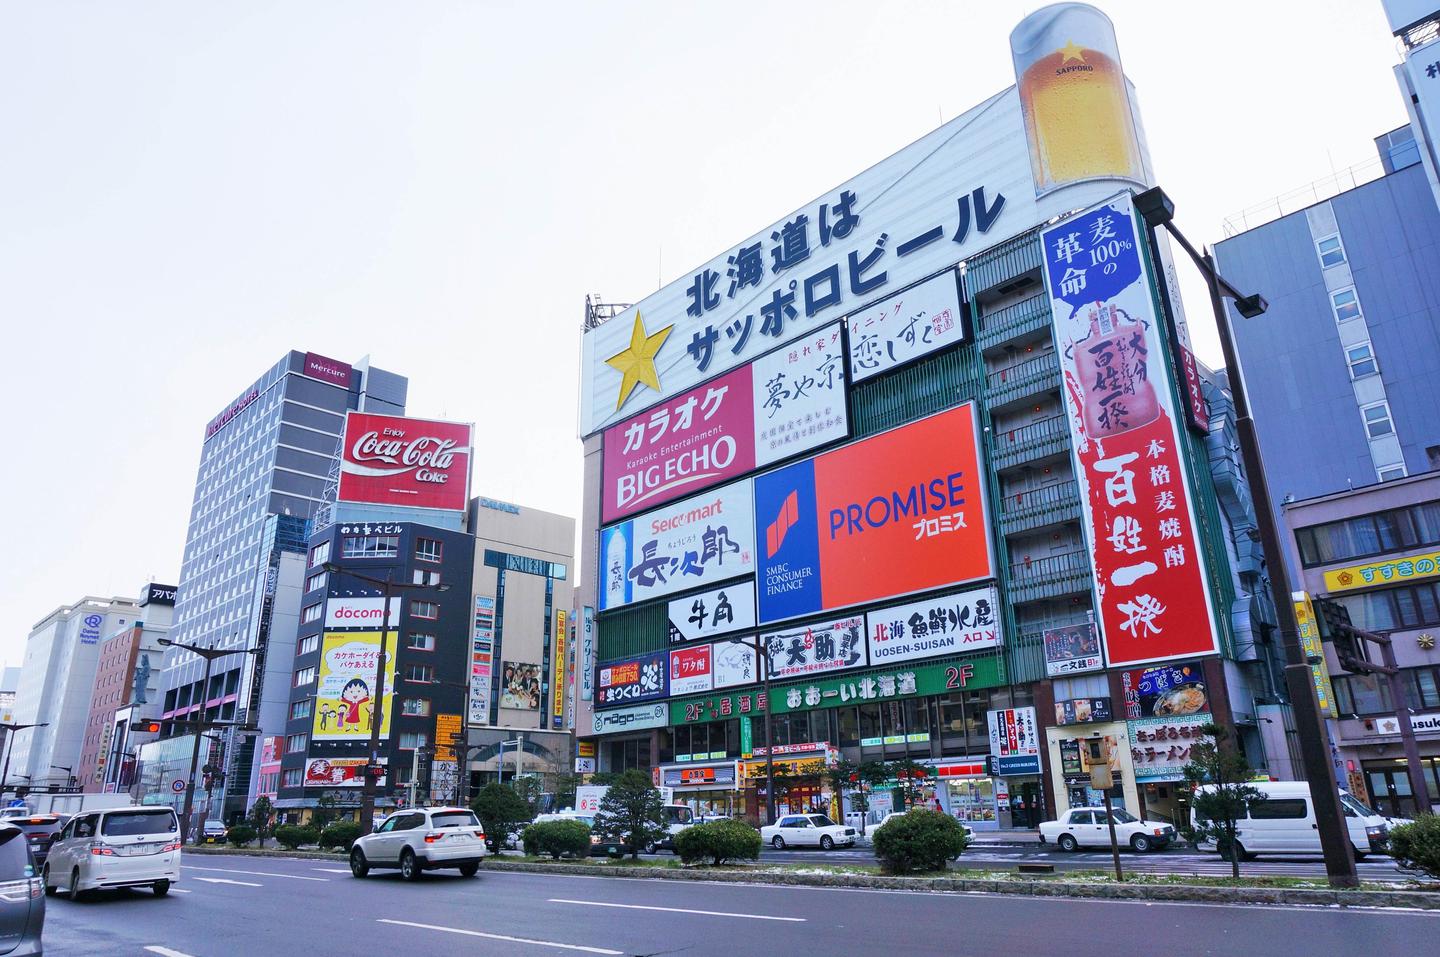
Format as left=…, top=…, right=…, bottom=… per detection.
left=761, top=814, right=857, bottom=850
left=1038, top=807, right=1175, bottom=853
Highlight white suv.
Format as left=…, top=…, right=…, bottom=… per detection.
left=45, top=806, right=182, bottom=899
left=349, top=807, right=486, bottom=880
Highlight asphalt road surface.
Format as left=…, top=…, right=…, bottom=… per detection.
left=40, top=853, right=1438, bottom=957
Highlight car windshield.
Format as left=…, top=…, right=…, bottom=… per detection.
left=666, top=807, right=693, bottom=825
left=204, top=821, right=224, bottom=830
left=807, top=815, right=835, bottom=827
left=1340, top=792, right=1379, bottom=818
left=431, top=812, right=480, bottom=829
left=103, top=810, right=178, bottom=837
left=1107, top=809, right=1138, bottom=824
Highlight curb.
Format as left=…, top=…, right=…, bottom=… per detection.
left=479, top=859, right=1440, bottom=910
left=183, top=846, right=343, bottom=860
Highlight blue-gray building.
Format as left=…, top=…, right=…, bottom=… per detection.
left=1215, top=129, right=1440, bottom=515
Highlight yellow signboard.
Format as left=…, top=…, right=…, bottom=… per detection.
left=312, top=631, right=395, bottom=742
left=434, top=714, right=463, bottom=761
left=1293, top=593, right=1336, bottom=718
left=1322, top=549, right=1440, bottom=593
left=552, top=610, right=568, bottom=720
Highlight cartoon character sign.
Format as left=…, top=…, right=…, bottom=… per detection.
left=312, top=632, right=395, bottom=741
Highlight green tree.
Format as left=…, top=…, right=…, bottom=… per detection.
left=1181, top=722, right=1264, bottom=879
left=886, top=759, right=930, bottom=811
left=551, top=773, right=582, bottom=811
left=471, top=782, right=532, bottom=852
left=311, top=794, right=340, bottom=831
left=593, top=769, right=667, bottom=859
left=248, top=796, right=275, bottom=848
left=512, top=774, right=544, bottom=816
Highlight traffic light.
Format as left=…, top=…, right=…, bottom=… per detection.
left=142, top=721, right=161, bottom=733
left=1312, top=595, right=1371, bottom=672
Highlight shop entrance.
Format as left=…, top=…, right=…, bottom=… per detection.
left=1364, top=758, right=1440, bottom=818
left=1008, top=780, right=1044, bottom=828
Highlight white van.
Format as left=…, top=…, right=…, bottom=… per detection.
left=1192, top=782, right=1389, bottom=861
left=43, top=806, right=181, bottom=899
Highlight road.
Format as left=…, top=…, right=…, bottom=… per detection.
left=40, top=853, right=1437, bottom=956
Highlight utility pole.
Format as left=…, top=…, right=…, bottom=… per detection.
left=0, top=723, right=48, bottom=800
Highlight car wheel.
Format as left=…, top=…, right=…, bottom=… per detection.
left=350, top=848, right=370, bottom=878
left=458, top=862, right=479, bottom=878
left=42, top=866, right=54, bottom=897
left=1130, top=834, right=1152, bottom=853
left=400, top=848, right=421, bottom=881
left=644, top=843, right=658, bottom=855
left=152, top=880, right=170, bottom=897
left=771, top=836, right=786, bottom=850
left=69, top=868, right=88, bottom=903
left=1352, top=845, right=1368, bottom=863
left=1057, top=834, right=1078, bottom=852
left=820, top=835, right=834, bottom=851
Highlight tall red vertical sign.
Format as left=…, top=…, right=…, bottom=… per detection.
left=1042, top=194, right=1219, bottom=669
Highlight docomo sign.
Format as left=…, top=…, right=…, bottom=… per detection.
left=324, top=596, right=400, bottom=629
left=338, top=412, right=473, bottom=513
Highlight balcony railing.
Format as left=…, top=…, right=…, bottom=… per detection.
left=1007, top=550, right=1090, bottom=585
left=985, top=352, right=1057, bottom=391
left=1000, top=480, right=1075, bottom=514
left=976, top=295, right=1049, bottom=345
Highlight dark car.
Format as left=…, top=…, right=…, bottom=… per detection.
left=0, top=823, right=44, bottom=955
left=12, top=817, right=66, bottom=869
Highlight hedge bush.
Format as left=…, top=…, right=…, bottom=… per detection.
left=274, top=825, right=320, bottom=850
left=225, top=824, right=257, bottom=848
left=674, top=819, right=761, bottom=866
left=522, top=819, right=593, bottom=859
left=1389, top=814, right=1440, bottom=879
left=871, top=809, right=969, bottom=874
left=319, top=820, right=362, bottom=852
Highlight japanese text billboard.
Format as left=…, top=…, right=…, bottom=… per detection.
left=552, top=610, right=568, bottom=721
left=753, top=404, right=992, bottom=624
left=848, top=270, right=968, bottom=382
left=1042, top=194, right=1219, bottom=667
left=591, top=701, right=668, bottom=736
left=1120, top=659, right=1209, bottom=720
left=711, top=637, right=760, bottom=689
left=865, top=585, right=1002, bottom=666
left=312, top=632, right=395, bottom=742
left=303, top=757, right=387, bottom=788
left=338, top=412, right=473, bottom=512
left=600, top=480, right=754, bottom=612
left=1322, top=548, right=1440, bottom=593
left=669, top=644, right=714, bottom=696
left=987, top=707, right=1040, bottom=758
left=595, top=651, right=668, bottom=708
left=762, top=615, right=865, bottom=681
left=1294, top=593, right=1336, bottom=718
left=1128, top=715, right=1208, bottom=782
left=601, top=324, right=848, bottom=524
left=1043, top=621, right=1104, bottom=677
left=469, top=597, right=495, bottom=725
left=668, top=582, right=757, bottom=644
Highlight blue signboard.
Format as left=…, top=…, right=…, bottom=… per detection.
left=753, top=458, right=823, bottom=623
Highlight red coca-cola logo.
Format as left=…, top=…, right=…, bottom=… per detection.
left=337, top=413, right=471, bottom=511
left=349, top=429, right=459, bottom=475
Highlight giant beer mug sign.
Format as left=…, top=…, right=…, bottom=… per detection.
left=1011, top=3, right=1145, bottom=197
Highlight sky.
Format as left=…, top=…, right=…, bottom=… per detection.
left=0, top=1, right=1410, bottom=666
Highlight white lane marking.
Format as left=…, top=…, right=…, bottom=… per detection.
left=192, top=877, right=262, bottom=887
left=168, top=888, right=192, bottom=894
left=314, top=867, right=352, bottom=874
left=547, top=898, right=806, bottom=922
left=145, top=947, right=197, bottom=957
left=377, top=919, right=622, bottom=954
left=184, top=864, right=327, bottom=882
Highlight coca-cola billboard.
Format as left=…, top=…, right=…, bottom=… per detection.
left=337, top=413, right=473, bottom=512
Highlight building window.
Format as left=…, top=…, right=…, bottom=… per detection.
left=1346, top=343, right=1378, bottom=379
left=305, top=571, right=328, bottom=593
left=309, top=541, right=330, bottom=568
left=298, top=634, right=319, bottom=656
left=1295, top=500, right=1440, bottom=566
left=401, top=698, right=431, bottom=717
left=411, top=568, right=441, bottom=587
left=294, top=666, right=317, bottom=687
left=281, top=769, right=302, bottom=789
left=1379, top=465, right=1408, bottom=482
left=301, top=603, right=322, bottom=625
left=398, top=731, right=429, bottom=750
left=285, top=733, right=308, bottom=753
left=1335, top=581, right=1440, bottom=632
left=411, top=600, right=439, bottom=620
left=290, top=699, right=313, bottom=720
left=1316, top=234, right=1347, bottom=268
left=341, top=535, right=399, bottom=559
left=404, top=664, right=435, bottom=684
left=1362, top=402, right=1394, bottom=439
left=1331, top=287, right=1362, bottom=323
left=407, top=632, right=436, bottom=652
left=415, top=538, right=443, bottom=563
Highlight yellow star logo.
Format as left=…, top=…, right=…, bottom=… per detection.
left=605, top=311, right=673, bottom=411
left=1059, top=40, right=1086, bottom=64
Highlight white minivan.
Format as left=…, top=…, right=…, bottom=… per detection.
left=1192, top=782, right=1389, bottom=861
left=43, top=806, right=181, bottom=899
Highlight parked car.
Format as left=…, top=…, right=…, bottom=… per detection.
left=200, top=821, right=227, bottom=845
left=532, top=812, right=623, bottom=857
left=761, top=814, right=857, bottom=850
left=0, top=822, right=43, bottom=954
left=1191, top=783, right=1389, bottom=861
left=13, top=815, right=67, bottom=868
left=44, top=805, right=182, bottom=899
left=643, top=804, right=696, bottom=853
left=349, top=807, right=487, bottom=880
left=1038, top=807, right=1175, bottom=853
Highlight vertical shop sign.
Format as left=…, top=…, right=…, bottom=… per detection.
left=469, top=597, right=495, bottom=725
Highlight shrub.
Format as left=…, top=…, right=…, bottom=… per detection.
left=674, top=819, right=761, bottom=866
left=521, top=819, right=593, bottom=860
left=319, top=820, right=362, bottom=852
left=1389, top=814, right=1440, bottom=879
left=274, top=824, right=320, bottom=850
left=225, top=824, right=257, bottom=848
left=871, top=809, right=969, bottom=874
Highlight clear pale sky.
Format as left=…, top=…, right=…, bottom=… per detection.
left=1, top=1, right=1408, bottom=665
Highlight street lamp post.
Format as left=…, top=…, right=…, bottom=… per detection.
left=159, top=638, right=259, bottom=845
left=323, top=563, right=448, bottom=835
left=0, top=723, right=48, bottom=801
left=49, top=765, right=74, bottom=790
left=1134, top=186, right=1358, bottom=888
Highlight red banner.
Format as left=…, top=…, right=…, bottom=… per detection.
left=337, top=412, right=472, bottom=512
